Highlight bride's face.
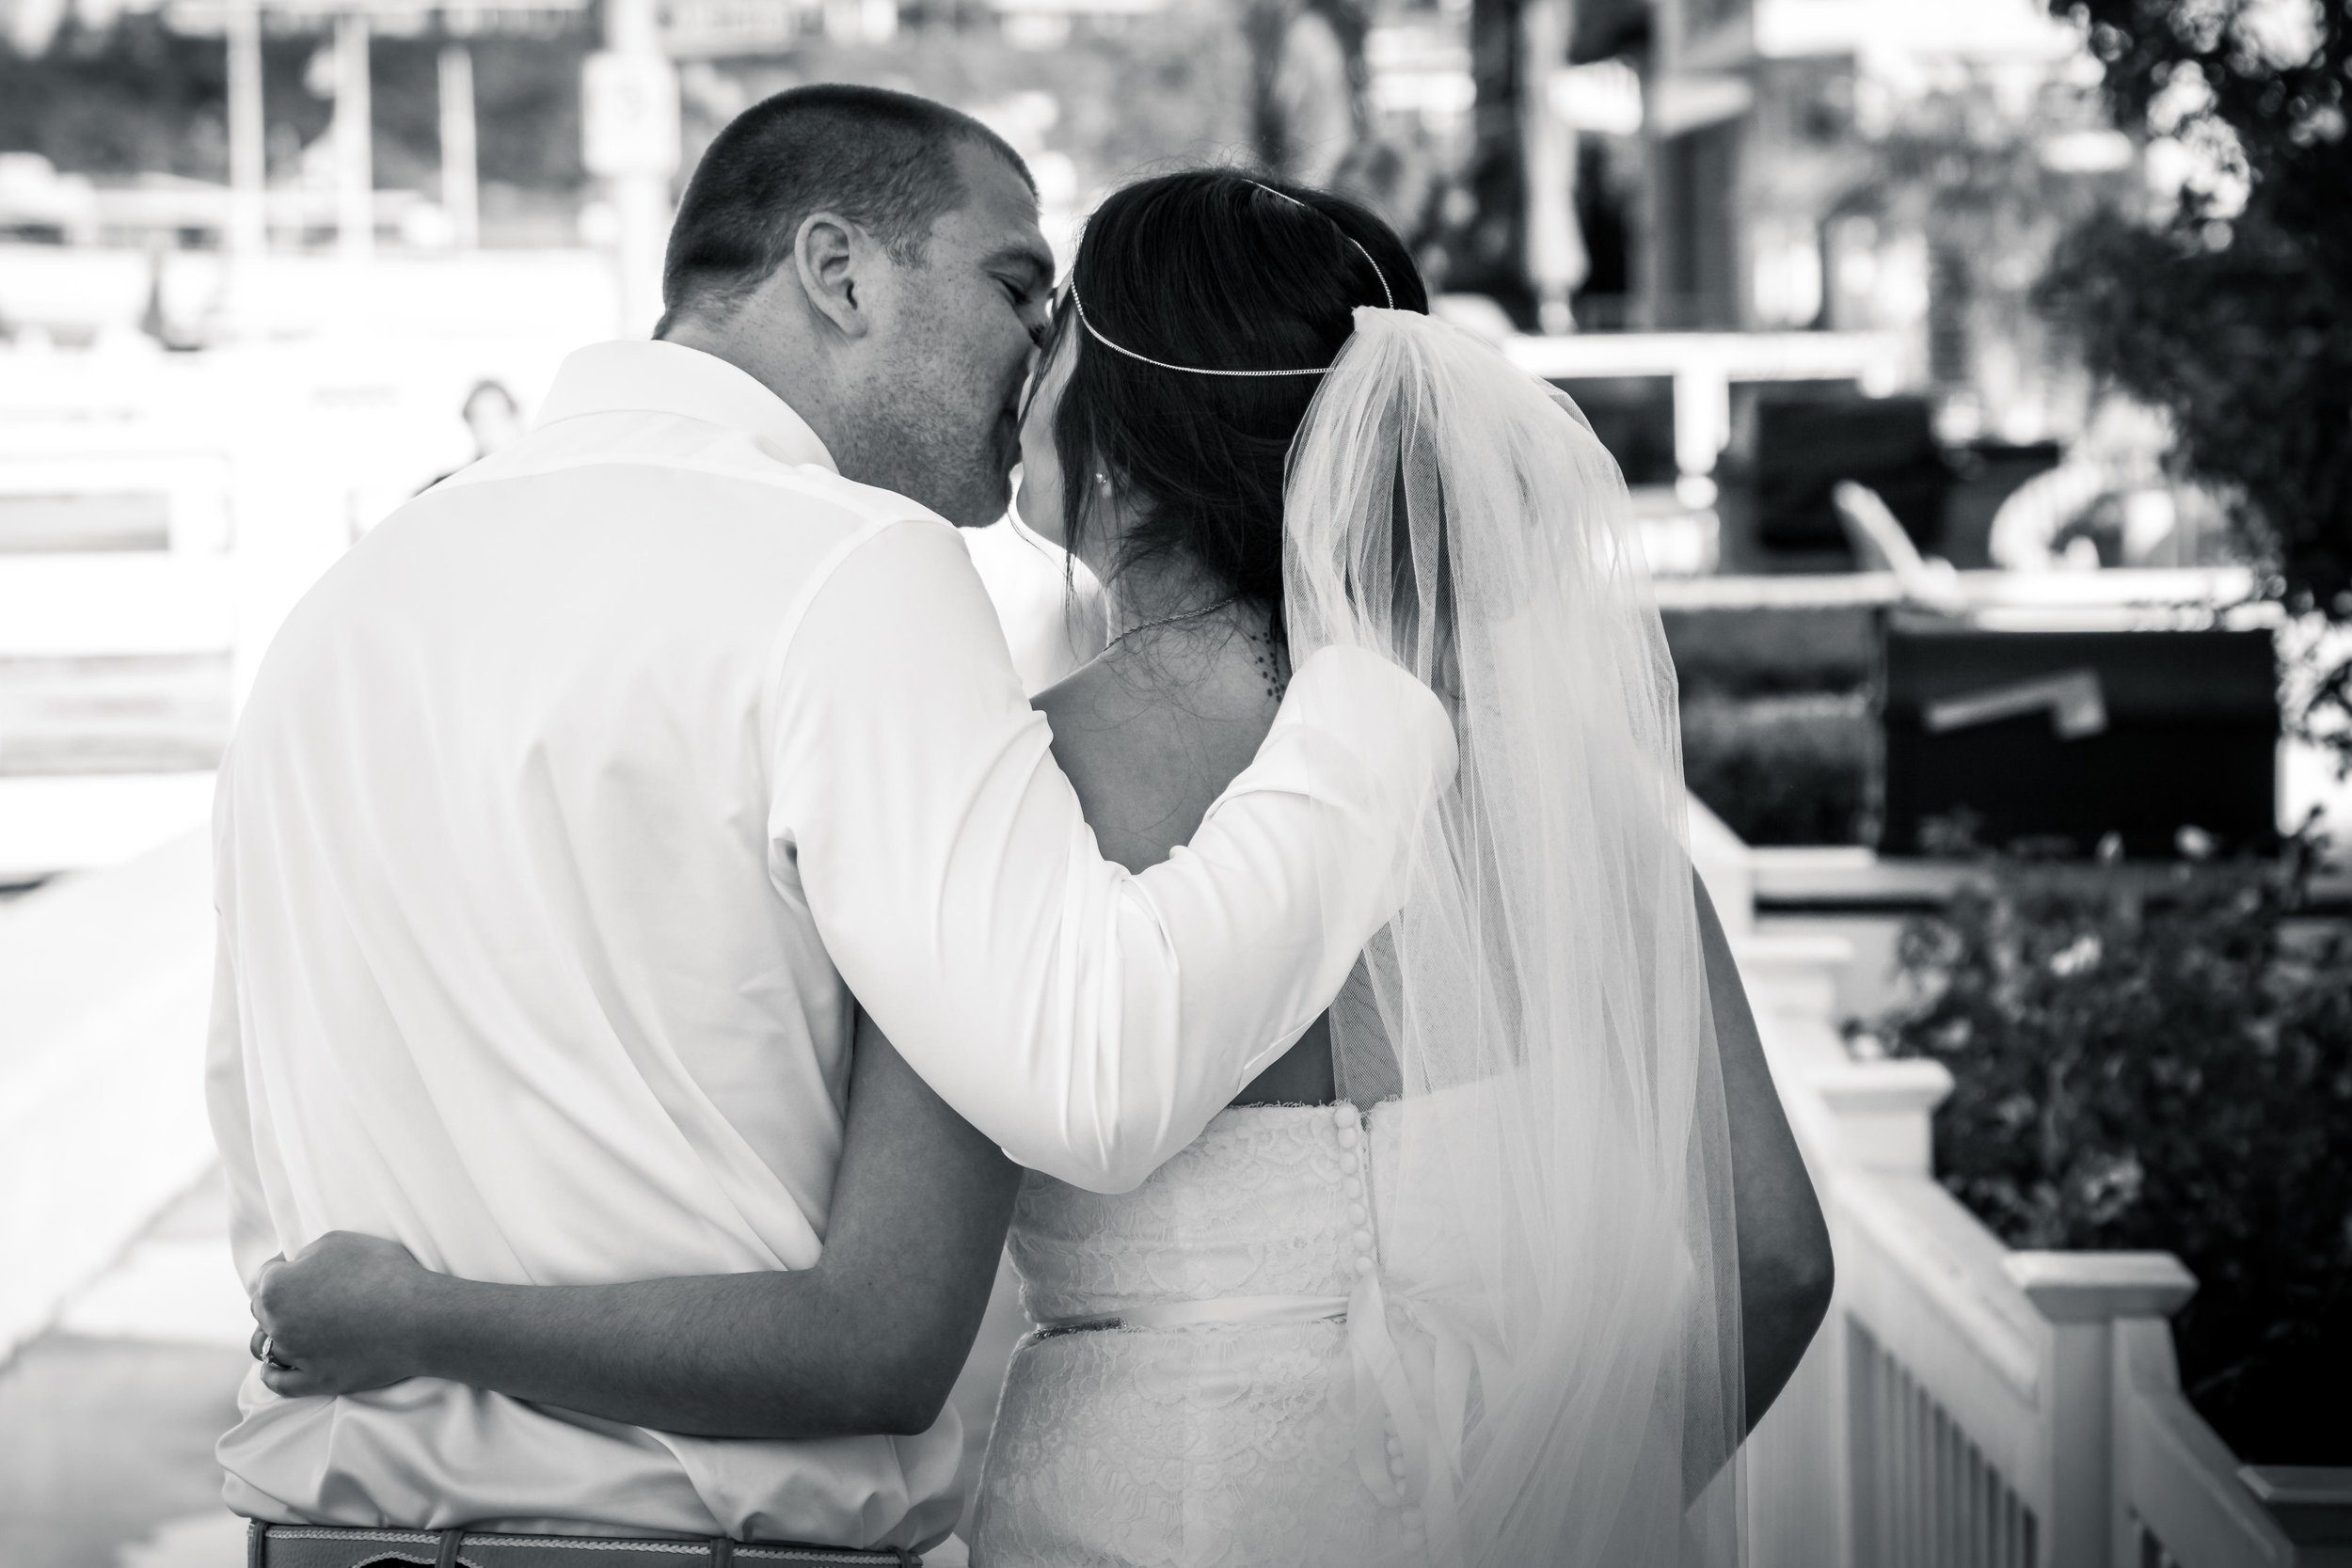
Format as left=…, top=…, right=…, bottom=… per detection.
left=1013, top=330, right=1077, bottom=552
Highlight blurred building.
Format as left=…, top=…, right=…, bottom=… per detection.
left=1643, top=0, right=2125, bottom=407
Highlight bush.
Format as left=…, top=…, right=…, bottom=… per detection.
left=1872, top=832, right=2352, bottom=1464
left=1680, top=689, right=1873, bottom=847
left=1666, top=603, right=1878, bottom=847
left=1662, top=605, right=1879, bottom=698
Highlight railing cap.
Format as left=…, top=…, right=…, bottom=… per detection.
left=1726, top=933, right=1857, bottom=972
left=2002, top=1251, right=2197, bottom=1323
left=1810, top=1057, right=1955, bottom=1113
left=2238, top=1466, right=2352, bottom=1547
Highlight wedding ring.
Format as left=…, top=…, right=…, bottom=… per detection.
left=261, top=1333, right=291, bottom=1370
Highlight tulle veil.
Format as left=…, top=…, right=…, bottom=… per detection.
left=1283, top=306, right=1746, bottom=1567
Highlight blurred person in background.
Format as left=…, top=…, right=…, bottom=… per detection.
left=459, top=379, right=526, bottom=463
left=1246, top=0, right=1450, bottom=275
left=1248, top=0, right=1371, bottom=190
left=419, top=380, right=529, bottom=494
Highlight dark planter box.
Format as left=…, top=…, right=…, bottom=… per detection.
left=1751, top=392, right=1950, bottom=556
left=1878, top=618, right=2279, bottom=857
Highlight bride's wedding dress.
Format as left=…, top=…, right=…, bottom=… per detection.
left=972, top=1100, right=1453, bottom=1567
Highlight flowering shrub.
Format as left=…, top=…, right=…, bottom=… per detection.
left=1870, top=830, right=2352, bottom=1463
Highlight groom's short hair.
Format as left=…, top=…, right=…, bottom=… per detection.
left=658, top=85, right=1032, bottom=334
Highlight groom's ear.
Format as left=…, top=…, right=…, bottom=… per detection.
left=791, top=212, right=874, bottom=342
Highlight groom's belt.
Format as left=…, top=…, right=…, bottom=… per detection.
left=246, top=1522, right=919, bottom=1568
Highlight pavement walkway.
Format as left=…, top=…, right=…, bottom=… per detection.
left=0, top=1171, right=250, bottom=1568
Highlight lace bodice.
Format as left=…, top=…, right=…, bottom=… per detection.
left=1006, top=1101, right=1372, bottom=1323
left=970, top=1102, right=1443, bottom=1568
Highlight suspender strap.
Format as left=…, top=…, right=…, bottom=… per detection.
left=436, top=1528, right=468, bottom=1568
left=710, top=1539, right=734, bottom=1568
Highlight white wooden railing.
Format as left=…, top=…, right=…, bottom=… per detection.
left=1698, top=800, right=2352, bottom=1567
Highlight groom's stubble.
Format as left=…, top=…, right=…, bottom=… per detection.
left=828, top=144, right=1048, bottom=530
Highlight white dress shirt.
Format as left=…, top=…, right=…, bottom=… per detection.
left=206, top=341, right=1454, bottom=1549
left=961, top=517, right=1105, bottom=694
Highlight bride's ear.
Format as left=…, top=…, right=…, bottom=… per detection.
left=790, top=212, right=874, bottom=341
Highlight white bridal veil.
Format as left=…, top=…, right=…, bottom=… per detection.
left=1284, top=307, right=1745, bottom=1567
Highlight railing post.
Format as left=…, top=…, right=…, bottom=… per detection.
left=2004, top=1252, right=2197, bottom=1568
left=1810, top=1058, right=1950, bottom=1175
left=1804, top=1054, right=1947, bottom=1568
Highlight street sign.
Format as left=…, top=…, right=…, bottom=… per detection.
left=581, top=50, right=683, bottom=180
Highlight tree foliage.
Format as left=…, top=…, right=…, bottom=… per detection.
left=2037, top=0, right=2352, bottom=612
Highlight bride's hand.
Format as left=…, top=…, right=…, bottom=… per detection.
left=249, top=1230, right=432, bottom=1398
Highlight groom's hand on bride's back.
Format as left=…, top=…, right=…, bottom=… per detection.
left=249, top=1231, right=431, bottom=1398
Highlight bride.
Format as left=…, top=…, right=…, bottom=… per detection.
left=250, top=169, right=1833, bottom=1567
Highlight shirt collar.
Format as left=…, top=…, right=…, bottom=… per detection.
left=534, top=341, right=838, bottom=473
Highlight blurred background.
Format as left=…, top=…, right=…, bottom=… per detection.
left=1, top=0, right=2348, bottom=1561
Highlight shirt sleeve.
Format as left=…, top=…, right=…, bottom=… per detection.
left=767, top=517, right=1456, bottom=1194
left=203, top=796, right=278, bottom=1290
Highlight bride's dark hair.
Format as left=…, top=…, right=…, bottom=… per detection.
left=1047, top=170, right=1427, bottom=637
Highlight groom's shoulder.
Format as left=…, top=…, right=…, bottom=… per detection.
left=684, top=434, right=954, bottom=538
left=785, top=466, right=953, bottom=535
left=438, top=416, right=953, bottom=538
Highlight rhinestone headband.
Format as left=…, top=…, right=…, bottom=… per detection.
left=1064, top=179, right=1395, bottom=379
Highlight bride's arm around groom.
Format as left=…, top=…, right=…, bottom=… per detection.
left=249, top=1017, right=1022, bottom=1440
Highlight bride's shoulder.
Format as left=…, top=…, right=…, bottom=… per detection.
left=1032, top=660, right=1152, bottom=804
left=1032, top=654, right=1251, bottom=874
left=1033, top=655, right=1137, bottom=732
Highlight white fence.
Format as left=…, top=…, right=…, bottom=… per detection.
left=1702, top=806, right=2352, bottom=1567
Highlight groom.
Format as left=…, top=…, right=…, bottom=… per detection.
left=206, top=84, right=1454, bottom=1565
